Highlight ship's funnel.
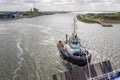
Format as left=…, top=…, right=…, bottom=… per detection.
left=66, top=34, right=68, bottom=41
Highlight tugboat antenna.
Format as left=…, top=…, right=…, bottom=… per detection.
left=73, top=18, right=77, bottom=35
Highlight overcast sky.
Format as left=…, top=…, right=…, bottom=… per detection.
left=0, top=0, right=120, bottom=11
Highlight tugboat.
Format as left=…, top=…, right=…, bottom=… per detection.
left=57, top=18, right=91, bottom=66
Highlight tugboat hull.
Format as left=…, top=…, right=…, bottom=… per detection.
left=57, top=43, right=91, bottom=66
left=57, top=18, right=91, bottom=66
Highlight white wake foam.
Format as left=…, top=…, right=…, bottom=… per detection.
left=13, top=38, right=24, bottom=80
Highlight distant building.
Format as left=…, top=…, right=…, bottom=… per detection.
left=0, top=12, right=17, bottom=19
left=33, top=8, right=39, bottom=12
left=0, top=12, right=21, bottom=19
left=30, top=8, right=32, bottom=12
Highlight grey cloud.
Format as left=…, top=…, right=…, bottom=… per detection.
left=0, top=0, right=120, bottom=11
left=0, top=0, right=19, bottom=5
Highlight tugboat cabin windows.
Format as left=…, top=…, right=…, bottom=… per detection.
left=72, top=42, right=79, bottom=45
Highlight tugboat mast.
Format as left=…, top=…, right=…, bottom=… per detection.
left=73, top=18, right=77, bottom=35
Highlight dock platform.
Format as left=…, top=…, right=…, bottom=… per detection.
left=95, top=19, right=113, bottom=27
left=52, top=60, right=113, bottom=80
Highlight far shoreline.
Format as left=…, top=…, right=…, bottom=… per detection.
left=76, top=12, right=120, bottom=27
left=0, top=11, right=70, bottom=21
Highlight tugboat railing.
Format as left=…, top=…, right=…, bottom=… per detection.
left=90, top=69, right=120, bottom=80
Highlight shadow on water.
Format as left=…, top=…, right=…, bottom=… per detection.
left=59, top=54, right=78, bottom=70
left=61, top=60, right=73, bottom=70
